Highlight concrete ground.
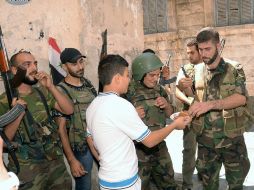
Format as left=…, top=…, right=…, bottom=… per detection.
left=3, top=127, right=253, bottom=190
left=165, top=130, right=254, bottom=190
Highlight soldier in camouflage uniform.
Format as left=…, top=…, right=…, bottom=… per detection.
left=0, top=50, right=73, bottom=189
left=175, top=38, right=203, bottom=190
left=54, top=48, right=99, bottom=190
left=188, top=27, right=250, bottom=190
left=126, top=53, right=177, bottom=190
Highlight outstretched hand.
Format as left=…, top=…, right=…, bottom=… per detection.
left=173, top=116, right=192, bottom=130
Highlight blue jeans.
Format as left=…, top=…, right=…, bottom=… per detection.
left=74, top=146, right=93, bottom=190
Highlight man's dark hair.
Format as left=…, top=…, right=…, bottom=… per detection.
left=196, top=27, right=220, bottom=44
left=10, top=50, right=31, bottom=67
left=142, top=49, right=155, bottom=54
left=98, top=54, right=129, bottom=87
left=186, top=38, right=198, bottom=51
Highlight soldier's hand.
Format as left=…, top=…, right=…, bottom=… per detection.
left=12, top=98, right=27, bottom=108
left=70, top=158, right=87, bottom=177
left=35, top=71, right=53, bottom=89
left=188, top=101, right=213, bottom=117
left=136, top=106, right=145, bottom=119
left=155, top=96, right=168, bottom=109
left=173, top=116, right=192, bottom=130
left=162, top=66, right=170, bottom=80
left=178, top=78, right=193, bottom=90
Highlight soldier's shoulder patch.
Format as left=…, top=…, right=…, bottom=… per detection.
left=224, top=58, right=243, bottom=70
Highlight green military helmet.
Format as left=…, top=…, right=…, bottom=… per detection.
left=132, top=53, right=163, bottom=81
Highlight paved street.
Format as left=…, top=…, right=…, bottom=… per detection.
left=166, top=130, right=254, bottom=190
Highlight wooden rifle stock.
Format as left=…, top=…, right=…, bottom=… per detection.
left=0, top=26, right=14, bottom=107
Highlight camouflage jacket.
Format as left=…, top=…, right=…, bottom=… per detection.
left=193, top=59, right=248, bottom=147
left=126, top=81, right=170, bottom=131
left=0, top=85, right=62, bottom=164
left=57, top=78, right=96, bottom=150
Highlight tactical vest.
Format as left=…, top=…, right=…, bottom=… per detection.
left=57, top=78, right=96, bottom=150
left=16, top=87, right=62, bottom=161
left=192, top=60, right=249, bottom=138
left=127, top=81, right=169, bottom=154
left=127, top=81, right=168, bottom=131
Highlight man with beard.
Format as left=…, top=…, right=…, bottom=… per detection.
left=53, top=48, right=99, bottom=190
left=188, top=27, right=250, bottom=190
left=175, top=38, right=203, bottom=190
left=125, top=52, right=178, bottom=190
left=0, top=50, right=73, bottom=189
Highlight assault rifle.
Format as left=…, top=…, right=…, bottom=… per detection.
left=0, top=25, right=20, bottom=174
left=160, top=53, right=177, bottom=85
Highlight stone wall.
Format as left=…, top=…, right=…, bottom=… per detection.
left=0, top=0, right=144, bottom=91
left=144, top=0, right=254, bottom=98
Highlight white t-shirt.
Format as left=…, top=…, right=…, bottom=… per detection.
left=176, top=67, right=185, bottom=85
left=176, top=62, right=205, bottom=87
left=86, top=92, right=151, bottom=189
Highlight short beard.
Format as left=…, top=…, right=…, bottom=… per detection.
left=204, top=49, right=218, bottom=65
left=69, top=70, right=84, bottom=78
left=23, top=76, right=38, bottom=85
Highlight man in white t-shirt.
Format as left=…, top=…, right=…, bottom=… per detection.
left=86, top=54, right=191, bottom=190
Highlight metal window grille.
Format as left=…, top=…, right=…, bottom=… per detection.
left=215, top=0, right=254, bottom=26
left=143, top=0, right=168, bottom=34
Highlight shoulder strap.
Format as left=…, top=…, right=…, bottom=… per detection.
left=33, top=87, right=52, bottom=123
left=83, top=78, right=97, bottom=97
left=57, top=83, right=73, bottom=101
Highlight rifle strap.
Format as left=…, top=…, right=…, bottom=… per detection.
left=0, top=131, right=20, bottom=174
left=83, top=78, right=97, bottom=97
left=56, top=83, right=75, bottom=129
left=33, top=87, right=52, bottom=123
left=57, top=84, right=73, bottom=102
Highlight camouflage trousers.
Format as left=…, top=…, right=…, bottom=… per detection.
left=16, top=157, right=72, bottom=190
left=182, top=127, right=197, bottom=189
left=136, top=142, right=177, bottom=190
left=196, top=136, right=250, bottom=190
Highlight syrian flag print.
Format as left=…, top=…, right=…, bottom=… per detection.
left=48, top=37, right=66, bottom=85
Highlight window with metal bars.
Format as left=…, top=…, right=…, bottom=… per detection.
left=215, top=0, right=254, bottom=26
left=143, top=0, right=168, bottom=34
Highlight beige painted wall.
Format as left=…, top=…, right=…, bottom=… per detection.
left=0, top=0, right=144, bottom=92
left=144, top=0, right=254, bottom=99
